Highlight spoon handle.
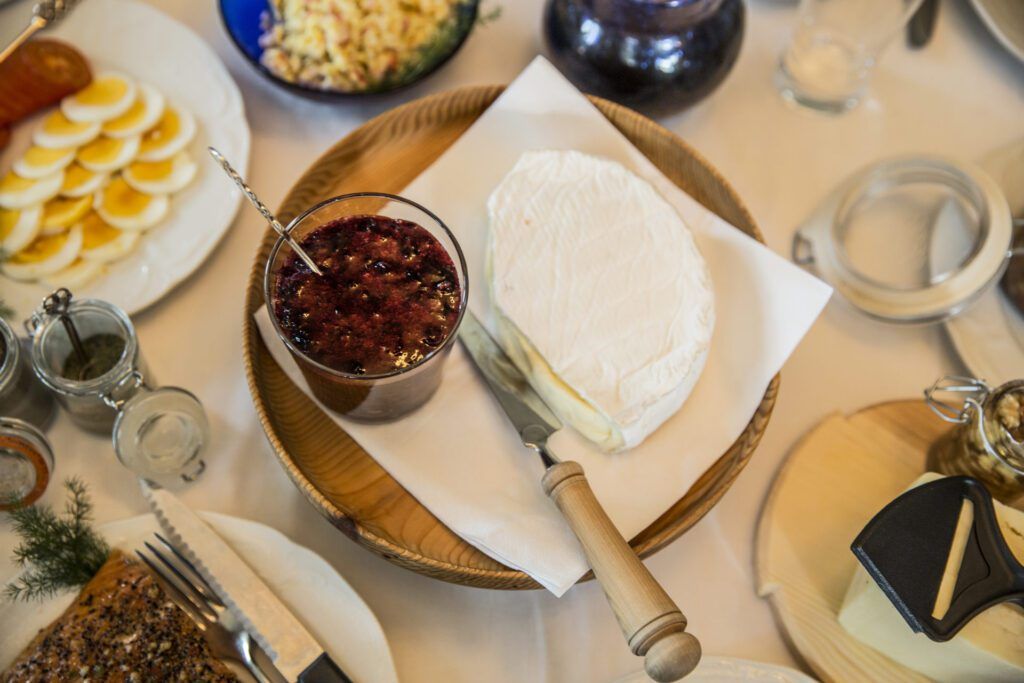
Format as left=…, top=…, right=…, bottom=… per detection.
left=208, top=147, right=323, bottom=275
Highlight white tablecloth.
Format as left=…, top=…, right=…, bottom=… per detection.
left=2, top=1, right=1022, bottom=681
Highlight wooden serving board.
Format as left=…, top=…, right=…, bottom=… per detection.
left=243, top=86, right=778, bottom=589
left=755, top=400, right=955, bottom=682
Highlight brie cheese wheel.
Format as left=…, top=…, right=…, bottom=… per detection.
left=838, top=473, right=1024, bottom=682
left=487, top=150, right=714, bottom=451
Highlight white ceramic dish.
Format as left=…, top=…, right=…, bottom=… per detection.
left=0, top=512, right=399, bottom=683
left=943, top=140, right=1024, bottom=384
left=613, top=656, right=817, bottom=683
left=0, top=0, right=250, bottom=320
left=970, top=0, right=1024, bottom=64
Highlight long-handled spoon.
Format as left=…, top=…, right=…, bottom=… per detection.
left=0, top=0, right=83, bottom=65
left=207, top=147, right=323, bottom=276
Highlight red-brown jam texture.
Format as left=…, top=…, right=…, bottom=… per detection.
left=273, top=215, right=461, bottom=376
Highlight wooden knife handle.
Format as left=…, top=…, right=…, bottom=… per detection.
left=543, top=461, right=701, bottom=682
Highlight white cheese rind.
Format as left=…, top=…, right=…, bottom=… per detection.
left=487, top=150, right=714, bottom=451
left=838, top=473, right=1024, bottom=682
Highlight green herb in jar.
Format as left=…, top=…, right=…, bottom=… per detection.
left=61, top=333, right=127, bottom=381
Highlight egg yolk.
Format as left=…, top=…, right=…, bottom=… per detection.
left=101, top=178, right=152, bottom=217
left=140, top=109, right=180, bottom=154
left=104, top=97, right=148, bottom=132
left=79, top=137, right=128, bottom=165
left=9, top=233, right=67, bottom=263
left=42, top=111, right=93, bottom=135
left=73, top=76, right=130, bottom=106
left=61, top=164, right=97, bottom=192
left=0, top=172, right=36, bottom=192
left=81, top=212, right=121, bottom=248
left=0, top=209, right=22, bottom=239
left=23, top=146, right=73, bottom=167
left=127, top=158, right=173, bottom=181
left=42, top=196, right=93, bottom=229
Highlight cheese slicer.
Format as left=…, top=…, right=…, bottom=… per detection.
left=851, top=475, right=1024, bottom=642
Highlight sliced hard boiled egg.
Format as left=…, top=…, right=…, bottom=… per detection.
left=123, top=151, right=197, bottom=195
left=0, top=170, right=64, bottom=210
left=60, top=164, right=108, bottom=198
left=41, top=195, right=93, bottom=235
left=79, top=211, right=140, bottom=263
left=2, top=224, right=83, bottom=280
left=77, top=135, right=140, bottom=173
left=34, top=111, right=101, bottom=149
left=102, top=83, right=165, bottom=139
left=61, top=72, right=137, bottom=123
left=0, top=206, right=43, bottom=253
left=42, top=258, right=105, bottom=289
left=95, top=177, right=168, bottom=231
left=13, top=145, right=77, bottom=179
left=137, top=106, right=195, bottom=162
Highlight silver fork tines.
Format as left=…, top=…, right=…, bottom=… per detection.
left=137, top=536, right=271, bottom=683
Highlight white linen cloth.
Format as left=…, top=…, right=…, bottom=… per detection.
left=255, top=57, right=831, bottom=595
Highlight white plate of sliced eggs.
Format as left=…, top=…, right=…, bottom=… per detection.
left=0, top=0, right=249, bottom=320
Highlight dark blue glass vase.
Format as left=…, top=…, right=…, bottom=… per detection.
left=543, top=0, right=745, bottom=117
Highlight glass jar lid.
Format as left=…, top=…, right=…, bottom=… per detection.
left=793, top=156, right=1013, bottom=323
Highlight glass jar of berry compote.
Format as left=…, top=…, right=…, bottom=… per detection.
left=264, top=192, right=468, bottom=422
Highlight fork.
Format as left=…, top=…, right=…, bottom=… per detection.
left=137, top=534, right=272, bottom=683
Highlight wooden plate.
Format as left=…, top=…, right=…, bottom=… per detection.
left=243, top=86, right=779, bottom=589
left=755, top=401, right=944, bottom=682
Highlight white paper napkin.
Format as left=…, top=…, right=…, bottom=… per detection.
left=255, top=57, right=832, bottom=595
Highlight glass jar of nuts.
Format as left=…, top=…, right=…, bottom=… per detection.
left=926, top=376, right=1024, bottom=505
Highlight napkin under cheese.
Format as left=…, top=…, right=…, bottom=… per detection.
left=256, top=57, right=831, bottom=595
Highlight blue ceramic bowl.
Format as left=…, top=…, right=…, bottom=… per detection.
left=218, top=0, right=479, bottom=100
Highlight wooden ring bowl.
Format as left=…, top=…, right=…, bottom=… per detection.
left=242, top=85, right=779, bottom=589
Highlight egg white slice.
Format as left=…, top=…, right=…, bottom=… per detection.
left=60, top=164, right=108, bottom=198
left=33, top=111, right=101, bottom=149
left=13, top=146, right=77, bottom=179
left=137, top=106, right=196, bottom=162
left=0, top=206, right=43, bottom=254
left=40, top=195, right=93, bottom=235
left=79, top=211, right=140, bottom=263
left=0, top=170, right=64, bottom=210
left=123, top=151, right=197, bottom=195
left=42, top=259, right=105, bottom=289
left=95, top=177, right=169, bottom=231
left=77, top=135, right=141, bottom=173
left=2, top=224, right=83, bottom=280
left=102, top=83, right=166, bottom=139
left=61, top=72, right=137, bottom=123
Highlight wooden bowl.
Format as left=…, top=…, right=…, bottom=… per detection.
left=243, top=86, right=779, bottom=589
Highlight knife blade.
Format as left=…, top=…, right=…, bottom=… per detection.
left=458, top=312, right=701, bottom=682
left=142, top=483, right=350, bottom=683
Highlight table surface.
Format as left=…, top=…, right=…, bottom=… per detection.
left=2, top=0, right=1023, bottom=681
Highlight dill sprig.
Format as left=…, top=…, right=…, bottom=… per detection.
left=4, top=478, right=111, bottom=602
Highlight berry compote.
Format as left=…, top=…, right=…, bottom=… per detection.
left=273, top=214, right=462, bottom=377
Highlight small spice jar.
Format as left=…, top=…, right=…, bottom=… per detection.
left=0, top=317, right=55, bottom=431
left=27, top=294, right=149, bottom=434
left=0, top=417, right=54, bottom=510
left=926, top=376, right=1024, bottom=505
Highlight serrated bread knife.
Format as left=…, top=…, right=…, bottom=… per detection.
left=459, top=312, right=701, bottom=682
left=142, top=483, right=351, bottom=682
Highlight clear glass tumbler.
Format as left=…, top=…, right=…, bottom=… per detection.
left=264, top=193, right=469, bottom=422
left=776, top=0, right=924, bottom=113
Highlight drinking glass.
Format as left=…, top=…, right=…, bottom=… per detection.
left=776, top=0, right=925, bottom=113
left=264, top=193, right=469, bottom=422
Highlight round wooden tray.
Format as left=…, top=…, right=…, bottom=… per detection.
left=243, top=85, right=779, bottom=589
left=755, top=401, right=943, bottom=682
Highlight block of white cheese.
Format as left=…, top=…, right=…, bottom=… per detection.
left=487, top=150, right=714, bottom=451
left=838, top=472, right=1024, bottom=682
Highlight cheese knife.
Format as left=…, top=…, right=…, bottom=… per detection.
left=459, top=312, right=701, bottom=682
left=142, top=483, right=352, bottom=683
